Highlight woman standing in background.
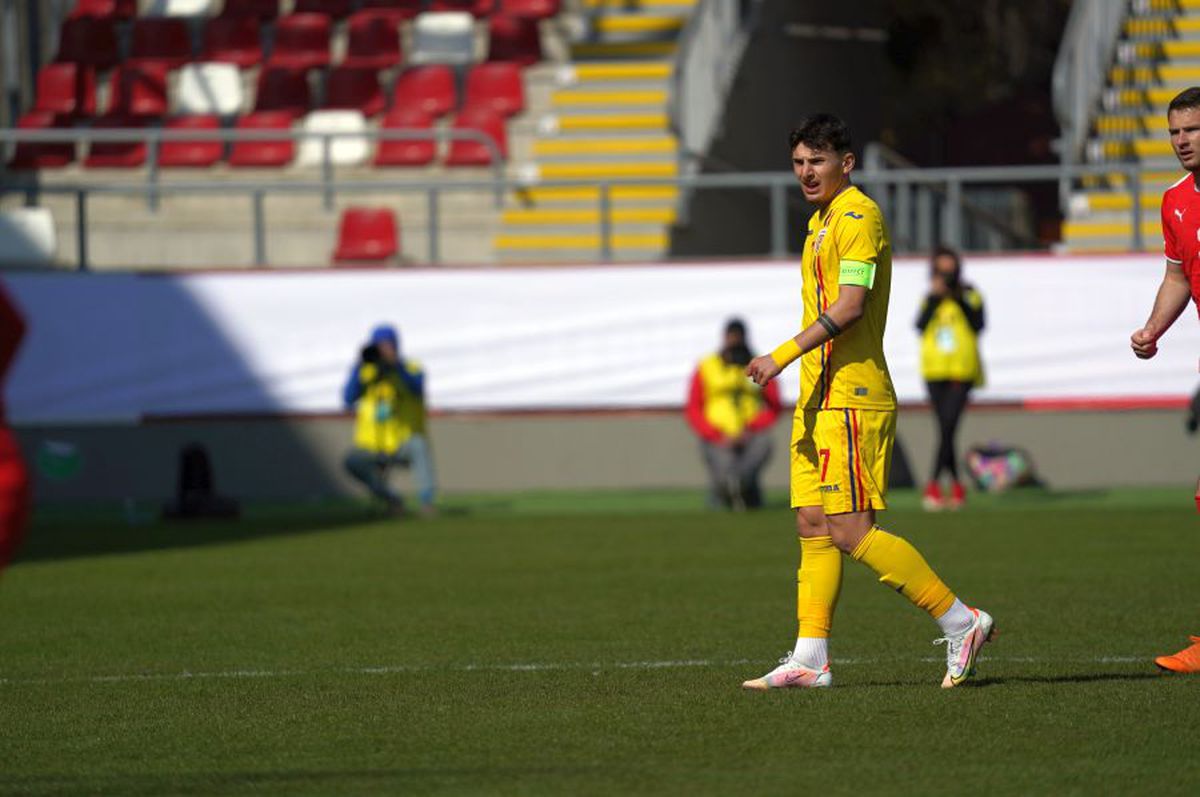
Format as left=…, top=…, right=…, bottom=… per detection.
left=916, top=247, right=985, bottom=510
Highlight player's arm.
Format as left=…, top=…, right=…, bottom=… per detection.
left=1131, top=261, right=1191, bottom=359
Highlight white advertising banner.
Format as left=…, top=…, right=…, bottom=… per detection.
left=3, top=254, right=1197, bottom=424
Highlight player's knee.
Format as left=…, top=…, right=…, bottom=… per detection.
left=794, top=506, right=827, bottom=537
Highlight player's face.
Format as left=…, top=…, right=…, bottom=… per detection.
left=791, top=142, right=854, bottom=206
left=1168, top=106, right=1200, bottom=171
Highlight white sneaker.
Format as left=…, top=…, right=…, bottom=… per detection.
left=934, top=607, right=995, bottom=688
left=741, top=653, right=832, bottom=691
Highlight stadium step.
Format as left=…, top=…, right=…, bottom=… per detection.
left=542, top=112, right=670, bottom=132
left=551, top=88, right=669, bottom=109
left=512, top=184, right=678, bottom=206
left=501, top=207, right=676, bottom=225
left=583, top=0, right=697, bottom=9
left=555, top=61, right=673, bottom=85
left=531, top=135, right=678, bottom=159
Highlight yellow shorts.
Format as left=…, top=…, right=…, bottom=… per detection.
left=790, top=408, right=895, bottom=513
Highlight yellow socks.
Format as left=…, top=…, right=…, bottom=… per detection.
left=797, top=535, right=843, bottom=638
left=850, top=525, right=956, bottom=619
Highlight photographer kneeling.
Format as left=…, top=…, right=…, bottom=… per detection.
left=685, top=318, right=781, bottom=510
left=343, top=324, right=437, bottom=516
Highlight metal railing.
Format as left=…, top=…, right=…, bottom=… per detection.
left=862, top=143, right=1038, bottom=252
left=0, top=161, right=1156, bottom=270
left=0, top=126, right=507, bottom=211
left=1052, top=0, right=1131, bottom=172
left=668, top=0, right=763, bottom=178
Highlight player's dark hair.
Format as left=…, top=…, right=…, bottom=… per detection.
left=1169, top=86, right=1200, bottom=115
left=789, top=114, right=852, bottom=155
left=724, top=318, right=746, bottom=337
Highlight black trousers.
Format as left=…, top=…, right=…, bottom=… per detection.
left=926, top=380, right=972, bottom=482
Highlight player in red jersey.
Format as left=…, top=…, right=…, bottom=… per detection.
left=0, top=282, right=29, bottom=573
left=1130, top=86, right=1200, bottom=674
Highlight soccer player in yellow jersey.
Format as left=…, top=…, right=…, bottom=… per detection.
left=741, top=114, right=995, bottom=689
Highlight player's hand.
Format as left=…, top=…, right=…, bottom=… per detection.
left=746, top=355, right=781, bottom=386
left=1130, top=327, right=1159, bottom=359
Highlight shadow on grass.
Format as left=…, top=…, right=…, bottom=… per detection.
left=970, top=671, right=1161, bottom=687
left=13, top=503, right=401, bottom=566
left=0, top=764, right=612, bottom=797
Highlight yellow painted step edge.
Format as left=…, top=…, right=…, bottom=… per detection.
left=556, top=114, right=669, bottom=131
left=515, top=186, right=679, bottom=202
left=494, top=233, right=669, bottom=249
left=533, top=137, right=677, bottom=156
left=537, top=162, right=679, bottom=179
left=502, top=208, right=676, bottom=225
left=553, top=90, right=668, bottom=107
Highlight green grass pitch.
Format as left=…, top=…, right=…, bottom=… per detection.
left=1, top=488, right=1199, bottom=795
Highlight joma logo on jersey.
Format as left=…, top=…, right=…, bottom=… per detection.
left=844, top=211, right=864, bottom=219
left=812, top=228, right=828, bottom=254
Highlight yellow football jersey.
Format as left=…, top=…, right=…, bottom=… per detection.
left=798, top=185, right=896, bottom=411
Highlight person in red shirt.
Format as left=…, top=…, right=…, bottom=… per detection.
left=0, top=283, right=29, bottom=573
left=685, top=319, right=782, bottom=509
left=1130, top=85, right=1200, bottom=674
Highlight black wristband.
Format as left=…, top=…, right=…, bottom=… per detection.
left=817, top=313, right=842, bottom=338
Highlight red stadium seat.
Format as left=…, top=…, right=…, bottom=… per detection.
left=428, top=0, right=495, bottom=16
left=203, top=16, right=263, bottom=68
left=219, top=0, right=278, bottom=19
left=268, top=13, right=332, bottom=70
left=7, top=112, right=75, bottom=170
left=109, top=61, right=170, bottom=118
left=294, top=0, right=354, bottom=19
left=228, top=111, right=294, bottom=167
left=487, top=15, right=541, bottom=65
left=463, top=62, right=524, bottom=117
left=254, top=68, right=312, bottom=117
left=445, top=106, right=506, bottom=165
left=159, top=114, right=225, bottom=167
left=333, top=207, right=400, bottom=263
left=498, top=0, right=560, bottom=20
left=84, top=115, right=150, bottom=169
left=33, top=63, right=96, bottom=119
left=343, top=10, right=403, bottom=69
left=130, top=18, right=194, bottom=69
left=68, top=0, right=136, bottom=19
left=392, top=66, right=456, bottom=118
left=374, top=107, right=435, bottom=167
left=323, top=67, right=386, bottom=117
left=55, top=17, right=119, bottom=69
left=358, top=0, right=423, bottom=21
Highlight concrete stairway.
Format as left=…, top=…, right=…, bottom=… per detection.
left=1063, top=0, right=1200, bottom=252
left=493, top=0, right=695, bottom=262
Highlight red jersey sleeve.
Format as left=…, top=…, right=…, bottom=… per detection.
left=684, top=368, right=724, bottom=443
left=1163, top=193, right=1183, bottom=264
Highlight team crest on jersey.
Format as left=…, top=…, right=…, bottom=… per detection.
left=812, top=228, right=828, bottom=254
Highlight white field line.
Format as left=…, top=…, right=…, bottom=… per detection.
left=0, top=655, right=1149, bottom=687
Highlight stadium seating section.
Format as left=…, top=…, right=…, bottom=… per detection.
left=9, top=0, right=558, bottom=173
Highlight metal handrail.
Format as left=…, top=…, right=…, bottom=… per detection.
left=1052, top=0, right=1131, bottom=167
left=0, top=160, right=1156, bottom=271
left=0, top=126, right=507, bottom=210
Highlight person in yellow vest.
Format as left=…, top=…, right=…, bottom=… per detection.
left=685, top=319, right=782, bottom=509
left=915, top=247, right=985, bottom=510
left=343, top=324, right=437, bottom=516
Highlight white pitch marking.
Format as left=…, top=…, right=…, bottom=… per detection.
left=0, top=655, right=1154, bottom=687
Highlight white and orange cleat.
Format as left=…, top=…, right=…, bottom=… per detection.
left=935, top=607, right=995, bottom=688
left=741, top=653, right=832, bottom=690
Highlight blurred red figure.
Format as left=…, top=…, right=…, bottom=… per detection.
left=0, top=283, right=29, bottom=572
